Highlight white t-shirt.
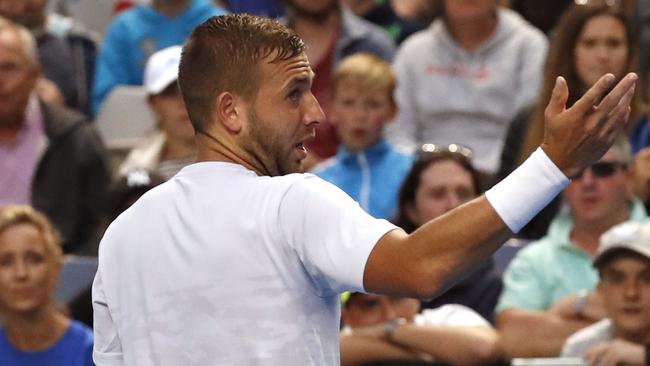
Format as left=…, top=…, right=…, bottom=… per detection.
left=92, top=162, right=397, bottom=365
left=561, top=319, right=614, bottom=358
left=415, top=304, right=490, bottom=327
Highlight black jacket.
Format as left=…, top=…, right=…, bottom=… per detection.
left=32, top=102, right=109, bottom=255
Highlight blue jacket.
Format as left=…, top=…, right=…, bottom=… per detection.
left=312, top=139, right=413, bottom=220
left=91, top=0, right=226, bottom=114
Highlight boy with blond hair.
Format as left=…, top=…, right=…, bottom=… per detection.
left=312, top=53, right=412, bottom=220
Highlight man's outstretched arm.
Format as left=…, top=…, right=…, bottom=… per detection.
left=364, top=73, right=637, bottom=298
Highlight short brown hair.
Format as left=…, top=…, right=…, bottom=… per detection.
left=0, top=205, right=63, bottom=270
left=333, top=53, right=396, bottom=101
left=178, top=14, right=305, bottom=132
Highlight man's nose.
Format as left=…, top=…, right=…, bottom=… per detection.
left=624, top=279, right=640, bottom=300
left=303, top=92, right=325, bottom=127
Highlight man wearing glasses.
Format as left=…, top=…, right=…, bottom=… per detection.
left=496, top=136, right=648, bottom=358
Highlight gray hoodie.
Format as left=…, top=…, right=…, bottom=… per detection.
left=387, top=8, right=548, bottom=173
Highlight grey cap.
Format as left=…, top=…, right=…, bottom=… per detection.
left=594, top=220, right=650, bottom=268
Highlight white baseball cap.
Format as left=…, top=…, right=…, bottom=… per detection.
left=143, top=45, right=183, bottom=95
left=594, top=220, right=650, bottom=268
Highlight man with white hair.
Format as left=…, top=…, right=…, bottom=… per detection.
left=0, top=19, right=109, bottom=254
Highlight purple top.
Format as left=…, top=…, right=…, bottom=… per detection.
left=0, top=96, right=44, bottom=205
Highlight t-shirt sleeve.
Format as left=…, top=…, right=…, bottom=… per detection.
left=277, top=175, right=398, bottom=296
left=92, top=270, right=124, bottom=366
left=496, top=246, right=550, bottom=312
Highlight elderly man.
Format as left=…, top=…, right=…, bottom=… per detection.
left=92, top=14, right=636, bottom=364
left=561, top=220, right=650, bottom=365
left=0, top=19, right=109, bottom=255
left=496, top=136, right=648, bottom=357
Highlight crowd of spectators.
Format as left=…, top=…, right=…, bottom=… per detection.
left=2, top=0, right=650, bottom=365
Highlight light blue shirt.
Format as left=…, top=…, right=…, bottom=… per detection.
left=312, top=139, right=413, bottom=220
left=496, top=200, right=648, bottom=312
left=91, top=0, right=226, bottom=114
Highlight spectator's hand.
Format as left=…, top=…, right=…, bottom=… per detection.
left=35, top=78, right=65, bottom=106
left=584, top=339, right=645, bottom=366
left=350, top=323, right=389, bottom=340
left=633, top=147, right=650, bottom=202
left=541, top=73, right=637, bottom=178
left=548, top=291, right=606, bottom=321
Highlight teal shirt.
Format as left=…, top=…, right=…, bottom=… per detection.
left=496, top=200, right=648, bottom=312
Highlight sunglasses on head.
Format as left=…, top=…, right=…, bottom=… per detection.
left=419, top=143, right=473, bottom=160
left=574, top=161, right=627, bottom=180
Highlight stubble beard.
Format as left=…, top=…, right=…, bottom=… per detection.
left=247, top=109, right=299, bottom=177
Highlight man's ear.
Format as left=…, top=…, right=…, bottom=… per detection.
left=215, top=91, right=243, bottom=133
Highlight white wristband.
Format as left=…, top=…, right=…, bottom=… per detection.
left=485, top=147, right=569, bottom=233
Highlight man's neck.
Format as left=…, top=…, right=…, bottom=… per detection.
left=4, top=307, right=69, bottom=352
left=446, top=13, right=497, bottom=52
left=571, top=211, right=631, bottom=256
left=195, top=130, right=271, bottom=176
left=0, top=116, right=26, bottom=143
left=152, top=0, right=191, bottom=17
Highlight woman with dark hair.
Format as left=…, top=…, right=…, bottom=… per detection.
left=495, top=3, right=640, bottom=239
left=518, top=3, right=638, bottom=164
left=394, top=146, right=502, bottom=323
left=0, top=205, right=94, bottom=366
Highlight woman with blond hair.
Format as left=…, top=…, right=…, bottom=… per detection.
left=0, top=205, right=93, bottom=366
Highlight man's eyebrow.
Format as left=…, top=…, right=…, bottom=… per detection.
left=284, top=75, right=312, bottom=90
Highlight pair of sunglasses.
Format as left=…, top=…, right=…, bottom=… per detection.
left=574, top=161, right=627, bottom=180
left=419, top=143, right=473, bottom=160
